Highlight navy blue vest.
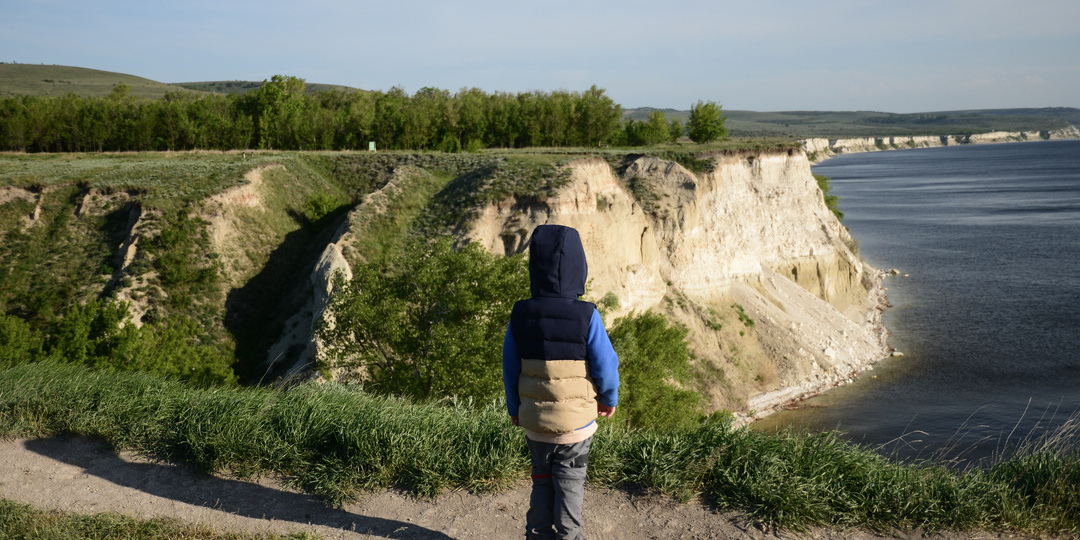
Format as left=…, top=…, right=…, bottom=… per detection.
left=510, top=297, right=595, bottom=361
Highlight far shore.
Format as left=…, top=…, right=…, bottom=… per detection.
left=802, top=125, right=1080, bottom=164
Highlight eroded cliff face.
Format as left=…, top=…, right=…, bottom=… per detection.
left=188, top=151, right=890, bottom=413
left=804, top=126, right=1080, bottom=160
left=465, top=151, right=890, bottom=418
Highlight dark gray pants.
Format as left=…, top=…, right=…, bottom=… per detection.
left=525, top=436, right=592, bottom=540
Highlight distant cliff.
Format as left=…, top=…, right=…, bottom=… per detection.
left=804, top=126, right=1080, bottom=161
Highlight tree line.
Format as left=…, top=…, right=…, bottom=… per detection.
left=0, top=76, right=726, bottom=152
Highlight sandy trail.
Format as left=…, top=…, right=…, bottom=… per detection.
left=0, top=436, right=1040, bottom=539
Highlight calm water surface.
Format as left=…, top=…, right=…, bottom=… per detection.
left=755, top=139, right=1080, bottom=462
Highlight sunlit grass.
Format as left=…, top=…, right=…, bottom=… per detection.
left=1, top=362, right=1077, bottom=534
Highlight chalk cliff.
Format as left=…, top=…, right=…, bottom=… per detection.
left=197, top=150, right=891, bottom=416
left=804, top=126, right=1080, bottom=161
left=461, top=150, right=889, bottom=418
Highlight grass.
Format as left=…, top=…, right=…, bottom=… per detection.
left=0, top=499, right=317, bottom=539
left=0, top=63, right=205, bottom=100
left=0, top=152, right=278, bottom=210
left=1, top=362, right=1078, bottom=534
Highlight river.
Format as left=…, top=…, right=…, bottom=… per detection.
left=754, top=139, right=1080, bottom=464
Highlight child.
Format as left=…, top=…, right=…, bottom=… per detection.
left=502, top=224, right=620, bottom=540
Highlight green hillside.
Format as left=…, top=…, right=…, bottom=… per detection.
left=0, top=63, right=201, bottom=99
left=625, top=107, right=1079, bottom=138
left=0, top=64, right=360, bottom=100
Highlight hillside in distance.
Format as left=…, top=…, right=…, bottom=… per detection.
left=0, top=64, right=359, bottom=99
left=625, top=107, right=1080, bottom=139
left=0, top=63, right=203, bottom=99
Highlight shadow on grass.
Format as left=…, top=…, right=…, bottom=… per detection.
left=25, top=436, right=453, bottom=539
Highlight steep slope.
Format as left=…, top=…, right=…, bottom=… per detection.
left=463, top=151, right=889, bottom=416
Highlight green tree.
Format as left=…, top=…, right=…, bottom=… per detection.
left=687, top=100, right=727, bottom=143
left=575, top=85, right=623, bottom=147
left=249, top=75, right=307, bottom=149
left=455, top=87, right=489, bottom=150
left=623, top=111, right=674, bottom=146
left=643, top=110, right=670, bottom=145
left=608, top=310, right=704, bottom=431
left=319, top=237, right=529, bottom=401
left=669, top=117, right=684, bottom=143
left=106, top=84, right=132, bottom=101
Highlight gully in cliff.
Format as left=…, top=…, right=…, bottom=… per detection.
left=502, top=224, right=621, bottom=540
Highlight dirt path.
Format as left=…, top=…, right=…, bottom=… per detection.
left=0, top=436, right=1042, bottom=539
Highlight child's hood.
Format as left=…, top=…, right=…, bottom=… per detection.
left=528, top=225, right=588, bottom=299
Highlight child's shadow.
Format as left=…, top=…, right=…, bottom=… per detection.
left=24, top=436, right=452, bottom=539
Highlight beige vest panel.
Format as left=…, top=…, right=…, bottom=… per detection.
left=518, top=359, right=598, bottom=435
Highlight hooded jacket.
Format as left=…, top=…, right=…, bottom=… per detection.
left=503, top=225, right=619, bottom=438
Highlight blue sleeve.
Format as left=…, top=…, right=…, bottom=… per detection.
left=586, top=309, right=619, bottom=407
left=502, top=322, right=522, bottom=416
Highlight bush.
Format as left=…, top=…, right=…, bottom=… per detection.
left=40, top=299, right=236, bottom=386
left=608, top=310, right=705, bottom=431
left=304, top=190, right=339, bottom=222
left=147, top=210, right=219, bottom=309
left=814, top=174, right=844, bottom=221
left=319, top=236, right=529, bottom=401
left=0, top=314, right=39, bottom=368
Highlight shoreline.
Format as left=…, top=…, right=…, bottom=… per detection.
left=735, top=266, right=894, bottom=426
left=802, top=125, right=1080, bottom=164
left=737, top=130, right=1080, bottom=425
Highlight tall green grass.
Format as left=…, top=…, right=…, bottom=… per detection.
left=1, top=362, right=1077, bottom=534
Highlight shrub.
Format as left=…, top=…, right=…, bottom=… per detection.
left=42, top=300, right=237, bottom=386
left=814, top=174, right=844, bottom=221
left=733, top=303, right=755, bottom=328
left=304, top=190, right=339, bottom=222
left=147, top=210, right=219, bottom=309
left=608, top=310, right=705, bottom=431
left=319, top=236, right=529, bottom=401
left=0, top=314, right=39, bottom=368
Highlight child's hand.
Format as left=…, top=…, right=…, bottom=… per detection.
left=597, top=404, right=615, bottom=418
left=510, top=415, right=520, bottom=426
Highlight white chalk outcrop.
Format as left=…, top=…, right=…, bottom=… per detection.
left=466, top=150, right=890, bottom=419
left=805, top=126, right=1080, bottom=161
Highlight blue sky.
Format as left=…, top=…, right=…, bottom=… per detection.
left=3, top=0, right=1078, bottom=112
